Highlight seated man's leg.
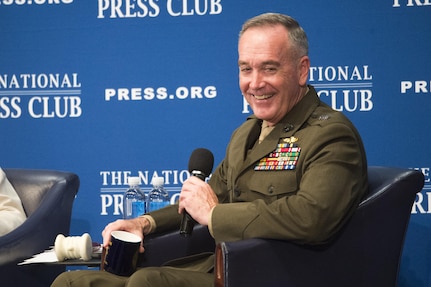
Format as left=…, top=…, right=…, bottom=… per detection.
left=51, top=270, right=128, bottom=287
left=127, top=267, right=213, bottom=287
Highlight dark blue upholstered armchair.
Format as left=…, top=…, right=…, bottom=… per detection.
left=139, top=167, right=424, bottom=287
left=214, top=167, right=424, bottom=287
left=0, top=169, right=80, bottom=287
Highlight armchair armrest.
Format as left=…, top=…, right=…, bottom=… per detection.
left=139, top=224, right=215, bottom=267
left=215, top=238, right=320, bottom=287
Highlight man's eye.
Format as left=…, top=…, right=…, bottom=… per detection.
left=265, top=67, right=277, bottom=72
left=240, top=67, right=251, bottom=72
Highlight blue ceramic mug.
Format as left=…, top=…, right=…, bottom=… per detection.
left=102, top=231, right=141, bottom=276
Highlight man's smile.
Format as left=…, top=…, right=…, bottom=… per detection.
left=251, top=94, right=274, bottom=100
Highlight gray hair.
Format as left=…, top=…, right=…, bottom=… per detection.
left=239, top=13, right=309, bottom=57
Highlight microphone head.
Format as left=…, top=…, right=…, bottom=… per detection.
left=188, top=148, right=214, bottom=177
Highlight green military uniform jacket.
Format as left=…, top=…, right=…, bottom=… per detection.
left=150, top=85, right=368, bottom=246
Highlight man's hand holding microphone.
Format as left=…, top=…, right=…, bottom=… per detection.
left=179, top=148, right=217, bottom=236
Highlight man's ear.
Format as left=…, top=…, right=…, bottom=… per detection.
left=298, top=56, right=310, bottom=86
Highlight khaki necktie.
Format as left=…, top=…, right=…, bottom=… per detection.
left=258, top=120, right=275, bottom=144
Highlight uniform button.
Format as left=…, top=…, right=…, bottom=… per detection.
left=268, top=186, right=274, bottom=194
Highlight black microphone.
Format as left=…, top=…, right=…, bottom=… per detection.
left=179, top=148, right=214, bottom=237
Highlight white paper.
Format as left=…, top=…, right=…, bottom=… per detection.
left=18, top=249, right=59, bottom=265
left=18, top=244, right=103, bottom=265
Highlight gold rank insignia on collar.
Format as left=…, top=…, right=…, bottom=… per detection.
left=254, top=137, right=301, bottom=171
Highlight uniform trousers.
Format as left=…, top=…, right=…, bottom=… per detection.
left=51, top=254, right=214, bottom=287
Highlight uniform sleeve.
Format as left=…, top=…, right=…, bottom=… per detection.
left=145, top=203, right=182, bottom=233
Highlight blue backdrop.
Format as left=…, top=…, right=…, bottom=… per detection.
left=1, top=1, right=430, bottom=285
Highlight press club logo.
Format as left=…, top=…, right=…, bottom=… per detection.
left=97, top=0, right=223, bottom=19
left=99, top=169, right=188, bottom=216
left=0, top=73, right=83, bottom=119
left=0, top=0, right=73, bottom=5
left=393, top=0, right=431, bottom=7
left=309, top=65, right=374, bottom=113
left=411, top=167, right=431, bottom=214
left=401, top=80, right=431, bottom=94
left=242, top=65, right=374, bottom=114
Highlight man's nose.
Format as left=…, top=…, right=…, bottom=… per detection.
left=249, top=72, right=265, bottom=90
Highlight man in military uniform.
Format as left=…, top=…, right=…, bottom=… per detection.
left=52, top=12, right=367, bottom=287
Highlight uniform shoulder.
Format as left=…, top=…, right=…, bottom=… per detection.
left=307, top=101, right=355, bottom=127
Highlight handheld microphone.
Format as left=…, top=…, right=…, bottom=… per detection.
left=179, top=148, right=214, bottom=237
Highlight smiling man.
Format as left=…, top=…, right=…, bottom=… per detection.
left=238, top=21, right=309, bottom=127
left=52, top=13, right=368, bottom=287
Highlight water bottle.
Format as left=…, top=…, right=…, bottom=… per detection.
left=123, top=176, right=146, bottom=219
left=147, top=177, right=169, bottom=212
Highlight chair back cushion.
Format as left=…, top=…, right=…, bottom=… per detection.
left=6, top=169, right=61, bottom=216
